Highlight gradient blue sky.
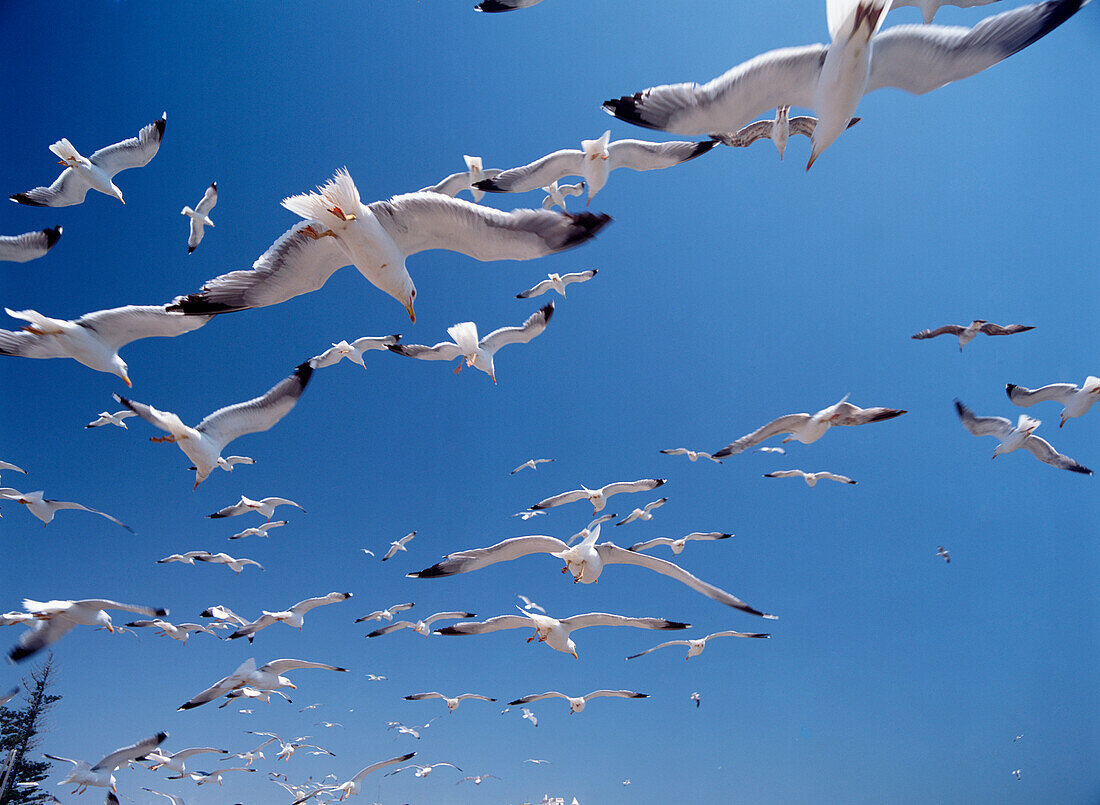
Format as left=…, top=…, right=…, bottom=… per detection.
left=1, top=1, right=1097, bottom=803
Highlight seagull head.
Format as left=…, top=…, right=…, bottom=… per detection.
left=110, top=356, right=132, bottom=387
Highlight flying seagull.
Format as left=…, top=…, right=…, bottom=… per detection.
left=626, top=629, right=770, bottom=660
left=912, top=320, right=1034, bottom=350
left=508, top=690, right=648, bottom=714
left=602, top=0, right=1089, bottom=169
left=179, top=657, right=348, bottom=710
left=403, top=692, right=497, bottom=713
left=517, top=594, right=546, bottom=613
left=710, top=107, right=860, bottom=159
left=0, top=305, right=211, bottom=386
left=228, top=592, right=352, bottom=639
left=115, top=361, right=313, bottom=487
left=511, top=458, right=556, bottom=474
left=937, top=546, right=951, bottom=563
left=0, top=227, right=62, bottom=262
left=11, top=113, right=165, bottom=206
left=182, top=182, right=217, bottom=253
left=419, top=155, right=502, bottom=202
left=474, top=132, right=715, bottom=203
left=388, top=303, right=555, bottom=385
left=44, top=732, right=167, bottom=794
left=355, top=602, right=415, bottom=623
left=660, top=448, right=722, bottom=464
left=382, top=532, right=417, bottom=561
left=9, top=598, right=167, bottom=662
left=365, top=611, right=476, bottom=638
left=1006, top=376, right=1099, bottom=426
left=123, top=619, right=222, bottom=643
left=208, top=496, right=305, bottom=520
left=615, top=497, right=668, bottom=526
left=516, top=270, right=596, bottom=299
left=541, top=181, right=586, bottom=211
left=142, top=747, right=229, bottom=774
left=0, top=488, right=132, bottom=531
left=229, top=520, right=289, bottom=540
left=86, top=410, right=138, bottom=429
left=713, top=396, right=906, bottom=457
left=288, top=753, right=416, bottom=803
left=530, top=478, right=666, bottom=514
left=189, top=455, right=255, bottom=474
left=168, top=170, right=610, bottom=322
left=954, top=400, right=1091, bottom=474
left=309, top=335, right=401, bottom=370
left=763, top=470, right=857, bottom=486
left=628, top=532, right=733, bottom=555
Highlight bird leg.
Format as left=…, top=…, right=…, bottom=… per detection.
left=301, top=225, right=337, bottom=240
left=328, top=206, right=357, bottom=222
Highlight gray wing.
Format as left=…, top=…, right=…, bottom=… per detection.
left=1021, top=436, right=1092, bottom=474
left=561, top=612, right=691, bottom=631
left=351, top=334, right=401, bottom=351
left=516, top=278, right=555, bottom=299
left=867, top=0, right=1087, bottom=95
left=9, top=618, right=78, bottom=662
left=476, top=0, right=545, bottom=9
left=388, top=341, right=464, bottom=362
left=912, top=324, right=966, bottom=339
left=0, top=227, right=62, bottom=262
left=710, top=120, right=775, bottom=147
left=829, top=402, right=907, bottom=427
left=188, top=215, right=205, bottom=252
left=1006, top=382, right=1078, bottom=406
left=625, top=640, right=690, bottom=659
left=94, top=732, right=169, bottom=771
left=229, top=614, right=277, bottom=638
left=89, top=114, right=166, bottom=175
left=366, top=621, right=416, bottom=637
left=259, top=659, right=348, bottom=675
left=530, top=488, right=589, bottom=509
left=77, top=305, right=212, bottom=350
left=367, top=192, right=611, bottom=260
left=10, top=169, right=91, bottom=207
left=474, top=150, right=585, bottom=194
left=627, top=537, right=675, bottom=552
left=713, top=413, right=812, bottom=457
left=407, top=535, right=568, bottom=578
left=349, top=753, right=418, bottom=784
left=194, top=361, right=313, bottom=450
left=602, top=44, right=826, bottom=135
left=606, top=139, right=716, bottom=171
left=480, top=303, right=554, bottom=352
left=73, top=599, right=165, bottom=615
left=168, top=221, right=347, bottom=315
left=954, top=400, right=1014, bottom=438
left=195, top=182, right=218, bottom=216
left=601, top=479, right=665, bottom=497
left=979, top=322, right=1035, bottom=336
left=0, top=329, right=81, bottom=360
left=47, top=500, right=133, bottom=533
left=435, top=615, right=532, bottom=635
left=291, top=592, right=352, bottom=614
left=420, top=170, right=474, bottom=197
left=598, top=544, right=776, bottom=618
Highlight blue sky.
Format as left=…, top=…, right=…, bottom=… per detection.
left=1, top=1, right=1097, bottom=803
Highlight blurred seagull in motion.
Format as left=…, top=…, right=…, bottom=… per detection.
left=763, top=469, right=857, bottom=486
left=476, top=0, right=546, bottom=10
left=11, top=113, right=165, bottom=206
left=626, top=629, right=770, bottom=660
left=1006, top=376, right=1099, bottom=426
left=403, top=692, right=497, bottom=713
left=937, top=546, right=951, bottom=563
left=530, top=478, right=666, bottom=514
left=123, top=619, right=222, bottom=643
left=365, top=611, right=476, bottom=638
left=179, top=658, right=348, bottom=710
left=228, top=592, right=352, bottom=639
left=9, top=598, right=168, bottom=662
left=517, top=594, right=546, bottom=613
left=511, top=458, right=556, bottom=474
left=355, top=602, right=415, bottom=623
left=954, top=400, right=1091, bottom=474
left=912, top=320, right=1034, bottom=350
left=288, top=752, right=416, bottom=803
left=0, top=226, right=62, bottom=262
left=182, top=181, right=217, bottom=253
left=45, top=732, right=167, bottom=794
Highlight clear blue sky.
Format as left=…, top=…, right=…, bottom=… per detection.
left=1, top=1, right=1097, bottom=803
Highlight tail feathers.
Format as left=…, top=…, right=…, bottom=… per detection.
left=282, top=168, right=361, bottom=222
left=48, top=138, right=80, bottom=162
left=447, top=321, right=480, bottom=354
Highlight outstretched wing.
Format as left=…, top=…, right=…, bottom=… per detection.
left=77, top=305, right=211, bottom=350
left=562, top=612, right=690, bottom=631
left=195, top=182, right=218, bottom=216
left=474, top=150, right=585, bottom=194
left=713, top=413, right=812, bottom=457
left=1021, top=435, right=1092, bottom=474
left=979, top=322, right=1035, bottom=336
left=10, top=169, right=91, bottom=207
left=435, top=615, right=532, bottom=635
left=480, top=303, right=554, bottom=352
left=828, top=402, right=907, bottom=427
left=90, top=114, right=166, bottom=175
left=408, top=535, right=568, bottom=578
left=607, top=139, right=715, bottom=172
left=388, top=341, right=463, bottom=362
left=911, top=324, right=965, bottom=339
left=954, top=400, right=1014, bottom=438
left=195, top=362, right=314, bottom=450
left=94, top=732, right=169, bottom=771
left=1006, top=382, right=1078, bottom=407
left=0, top=226, right=63, bottom=262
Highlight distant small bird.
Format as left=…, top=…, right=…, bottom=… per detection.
left=911, top=320, right=1034, bottom=351
left=660, top=448, right=722, bottom=463
left=191, top=552, right=265, bottom=574
left=954, top=401, right=1091, bottom=474
left=230, top=520, right=289, bottom=540
left=756, top=447, right=786, bottom=455
left=182, top=181, right=217, bottom=253
left=937, top=546, right=951, bottom=563
left=524, top=758, right=549, bottom=764
left=458, top=774, right=500, bottom=785
left=1014, top=734, right=1023, bottom=742
left=541, top=181, right=586, bottom=211
left=85, top=410, right=138, bottom=429
left=123, top=619, right=222, bottom=643
left=365, top=674, right=387, bottom=681
left=1006, top=376, right=1099, bottom=427
left=517, top=270, right=597, bottom=300
left=530, top=478, right=666, bottom=514
left=763, top=470, right=856, bottom=487
left=512, top=510, right=546, bottom=520
left=517, top=594, right=546, bottom=614
left=628, top=532, right=733, bottom=555
left=356, top=603, right=415, bottom=623
left=511, top=458, right=556, bottom=474
left=309, top=335, right=402, bottom=370
left=627, top=630, right=770, bottom=660
left=690, top=691, right=701, bottom=708
left=208, top=496, right=305, bottom=520
left=386, top=762, right=462, bottom=779
left=1012, top=769, right=1022, bottom=780
left=508, top=689, right=648, bottom=714
left=382, top=532, right=417, bottom=561
left=710, top=106, right=860, bottom=159
left=365, top=611, right=475, bottom=638
left=403, top=692, right=497, bottom=713
left=0, top=226, right=63, bottom=262
left=615, top=497, right=668, bottom=526
left=521, top=708, right=538, bottom=727
left=419, top=155, right=503, bottom=202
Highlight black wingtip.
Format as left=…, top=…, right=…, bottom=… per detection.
left=540, top=302, right=555, bottom=323
left=43, top=225, right=62, bottom=249
left=601, top=94, right=666, bottom=132
left=689, top=140, right=719, bottom=159
left=10, top=193, right=46, bottom=207
left=1068, top=464, right=1092, bottom=475
left=870, top=408, right=907, bottom=422
left=953, top=399, right=967, bottom=417
left=166, top=294, right=246, bottom=315
left=365, top=629, right=385, bottom=638
left=8, top=646, right=35, bottom=663
left=560, top=212, right=612, bottom=249
left=662, top=621, right=691, bottom=630
left=1005, top=384, right=1017, bottom=398
left=472, top=178, right=503, bottom=192
left=154, top=608, right=169, bottom=617
left=436, top=626, right=462, bottom=635
left=654, top=478, right=667, bottom=487
left=1010, top=0, right=1087, bottom=54
left=188, top=246, right=196, bottom=254
left=387, top=344, right=410, bottom=356
left=210, top=181, right=218, bottom=190
left=294, top=360, right=314, bottom=388
left=474, top=1, right=517, bottom=11
left=207, top=512, right=226, bottom=519
left=153, top=115, right=167, bottom=137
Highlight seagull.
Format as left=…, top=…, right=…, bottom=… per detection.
left=382, top=532, right=417, bottom=561
left=713, top=396, right=906, bottom=457
left=1014, top=734, right=1023, bottom=742
left=476, top=132, right=714, bottom=203
left=1006, top=377, right=1099, bottom=427
left=355, top=603, right=415, bottom=623
left=660, top=448, right=722, bottom=464
left=316, top=721, right=343, bottom=728
left=230, top=520, right=289, bottom=540
left=386, top=762, right=461, bottom=779
left=365, top=674, right=387, bottom=681
left=0, top=305, right=211, bottom=386
left=436, top=610, right=691, bottom=658
left=0, top=488, right=132, bottom=531
left=1012, top=769, right=1022, bottom=780
left=0, top=227, right=62, bottom=262
left=912, top=320, right=1034, bottom=350
left=388, top=720, right=436, bottom=740
left=11, top=113, right=165, bottom=206
left=217, top=687, right=292, bottom=708
left=365, top=611, right=476, bottom=638
left=45, top=732, right=167, bottom=794
left=476, top=0, right=546, bottom=11
left=954, top=400, right=1091, bottom=474
left=937, top=546, right=951, bottom=563
left=512, top=510, right=547, bottom=520
left=191, top=552, right=265, bottom=574
left=157, top=551, right=213, bottom=565
left=168, top=170, right=610, bottom=323
left=142, top=747, right=229, bottom=774
left=190, top=455, right=256, bottom=474
left=170, top=767, right=256, bottom=785
left=288, top=753, right=416, bottom=803
left=516, top=270, right=597, bottom=300
left=85, top=410, right=138, bottom=429
left=199, top=604, right=254, bottom=632
left=116, top=361, right=313, bottom=487
left=517, top=594, right=546, bottom=613
left=309, top=335, right=402, bottom=369
left=360, top=549, right=375, bottom=557
left=458, top=774, right=500, bottom=785
left=615, top=497, right=668, bottom=526
left=508, top=690, right=648, bottom=714
left=524, top=758, right=549, bottom=764
left=602, top=0, right=1089, bottom=169
left=182, top=182, right=217, bottom=253
left=763, top=469, right=857, bottom=486
left=530, top=478, right=666, bottom=514
left=419, top=155, right=502, bottom=202
left=628, top=532, right=733, bottom=555
left=123, top=619, right=222, bottom=643
left=690, top=692, right=701, bottom=708
left=511, top=458, right=556, bottom=474
left=228, top=592, right=352, bottom=638
left=626, top=630, right=770, bottom=660
left=208, top=496, right=305, bottom=520
left=541, top=181, right=586, bottom=211
left=0, top=686, right=19, bottom=706
left=757, top=447, right=786, bottom=454
left=891, top=0, right=1003, bottom=24
left=710, top=106, right=860, bottom=158
left=409, top=520, right=773, bottom=617
left=403, top=692, right=497, bottom=713
left=388, top=302, right=555, bottom=385
left=179, top=657, right=348, bottom=709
